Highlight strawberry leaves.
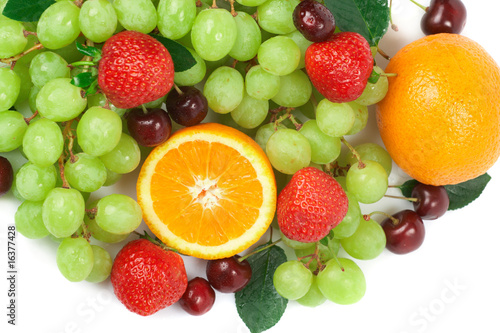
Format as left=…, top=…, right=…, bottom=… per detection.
left=324, top=0, right=390, bottom=46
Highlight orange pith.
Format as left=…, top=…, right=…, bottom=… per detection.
left=137, top=123, right=277, bottom=259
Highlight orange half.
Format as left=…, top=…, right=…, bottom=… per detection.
left=137, top=123, right=277, bottom=259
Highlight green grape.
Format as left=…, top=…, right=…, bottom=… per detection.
left=64, top=153, right=107, bottom=193
left=142, top=94, right=167, bottom=109
left=346, top=160, right=388, bottom=204
left=340, top=217, right=386, bottom=260
left=280, top=231, right=315, bottom=250
left=335, top=175, right=347, bottom=190
left=297, top=276, right=326, bottom=307
left=317, top=258, right=366, bottom=305
left=95, top=194, right=142, bottom=234
left=56, top=237, right=94, bottom=282
left=43, top=187, right=85, bottom=238
left=230, top=93, right=268, bottom=129
left=52, top=35, right=87, bottom=64
left=0, top=17, right=27, bottom=58
left=236, top=0, right=267, bottom=6
left=245, top=66, right=280, bottom=102
left=85, top=245, right=113, bottom=283
left=203, top=66, right=244, bottom=114
left=295, top=237, right=340, bottom=273
left=273, top=260, right=312, bottom=300
left=284, top=30, right=312, bottom=69
left=174, top=47, right=206, bottom=86
left=79, top=0, right=118, bottom=43
left=15, top=162, right=57, bottom=201
left=113, top=0, right=157, bottom=34
left=23, top=118, right=64, bottom=167
left=254, top=123, right=286, bottom=151
left=28, top=85, right=40, bottom=113
left=103, top=168, right=122, bottom=187
left=12, top=62, right=32, bottom=107
left=191, top=8, right=237, bottom=61
left=0, top=67, right=21, bottom=111
left=86, top=93, right=128, bottom=117
left=298, top=120, right=341, bottom=164
left=36, top=78, right=87, bottom=122
left=258, top=0, right=299, bottom=34
left=332, top=191, right=361, bottom=239
left=229, top=11, right=261, bottom=61
left=258, top=36, right=300, bottom=76
left=346, top=143, right=393, bottom=177
left=77, top=106, right=122, bottom=157
left=266, top=128, right=311, bottom=174
left=0, top=111, right=27, bottom=152
left=157, top=0, right=196, bottom=40
left=345, top=101, right=368, bottom=136
left=37, top=0, right=81, bottom=49
left=316, top=99, right=355, bottom=137
left=15, top=200, right=49, bottom=239
left=271, top=69, right=312, bottom=107
left=356, top=66, right=389, bottom=106
left=99, top=133, right=141, bottom=174
left=84, top=200, right=130, bottom=243
left=29, top=51, right=71, bottom=88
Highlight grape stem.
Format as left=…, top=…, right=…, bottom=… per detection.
left=85, top=207, right=98, bottom=219
left=211, top=0, right=218, bottom=8
left=73, top=0, right=84, bottom=8
left=24, top=110, right=39, bottom=125
left=23, top=30, right=37, bottom=38
left=227, top=0, right=237, bottom=16
left=80, top=222, right=91, bottom=241
left=340, top=137, right=365, bottom=169
left=58, top=155, right=71, bottom=189
left=366, top=211, right=400, bottom=226
left=0, top=43, right=44, bottom=67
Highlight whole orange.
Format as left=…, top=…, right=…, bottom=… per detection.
left=376, top=33, right=500, bottom=185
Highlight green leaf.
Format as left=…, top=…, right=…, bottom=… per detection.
left=76, top=42, right=102, bottom=61
left=324, top=0, right=390, bottom=46
left=444, top=174, right=491, bottom=210
left=399, top=179, right=419, bottom=198
left=71, top=72, right=97, bottom=89
left=148, top=34, right=196, bottom=72
left=2, top=0, right=55, bottom=22
left=368, top=68, right=381, bottom=84
left=235, top=244, right=288, bottom=333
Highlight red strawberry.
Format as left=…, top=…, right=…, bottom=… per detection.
left=305, top=32, right=373, bottom=103
left=98, top=31, right=175, bottom=109
left=110, top=238, right=187, bottom=316
left=277, top=167, right=348, bottom=243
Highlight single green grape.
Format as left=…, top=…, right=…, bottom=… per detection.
left=86, top=93, right=128, bottom=117
left=254, top=122, right=286, bottom=151
left=271, top=69, right=312, bottom=108
left=299, top=120, right=341, bottom=164
left=258, top=0, right=299, bottom=34
left=346, top=160, right=388, bottom=204
left=0, top=67, right=21, bottom=111
left=29, top=52, right=70, bottom=88
left=297, top=276, right=326, bottom=307
left=316, top=99, right=355, bottom=138
left=191, top=8, right=237, bottom=61
left=280, top=231, right=316, bottom=250
left=356, top=66, right=389, bottom=106
left=56, top=237, right=94, bottom=282
left=15, top=200, right=49, bottom=239
left=0, top=17, right=27, bottom=58
left=0, top=110, right=27, bottom=152
left=95, top=194, right=142, bottom=234
left=28, top=85, right=40, bottom=113
left=245, top=65, right=280, bottom=101
left=103, top=168, right=122, bottom=187
left=113, top=0, right=157, bottom=34
left=284, top=30, right=312, bottom=69
left=84, top=200, right=130, bottom=243
left=229, top=11, right=261, bottom=62
left=317, top=258, right=366, bottom=305
left=203, top=66, right=244, bottom=114
left=76, top=106, right=122, bottom=157
left=258, top=36, right=300, bottom=76
left=235, top=0, right=267, bottom=6
left=42, top=187, right=85, bottom=238
left=332, top=191, right=361, bottom=239
left=340, top=217, right=387, bottom=260
left=64, top=153, right=107, bottom=193
left=23, top=118, right=64, bottom=167
left=174, top=47, right=206, bottom=86
left=79, top=0, right=118, bottom=43
left=37, top=0, right=81, bottom=49
left=85, top=245, right=113, bottom=283
left=36, top=78, right=87, bottom=122
left=345, top=101, right=369, bottom=136
left=12, top=62, right=32, bottom=107
left=346, top=143, right=393, bottom=177
left=230, top=93, right=268, bottom=129
left=157, top=0, right=196, bottom=40
left=273, top=260, right=313, bottom=300
left=99, top=133, right=141, bottom=174
left=266, top=128, right=311, bottom=174
left=15, top=162, right=57, bottom=201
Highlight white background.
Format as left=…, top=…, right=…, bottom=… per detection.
left=2, top=0, right=500, bottom=332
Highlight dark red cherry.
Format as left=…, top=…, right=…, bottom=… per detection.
left=165, top=86, right=208, bottom=127
left=126, top=108, right=172, bottom=147
left=381, top=210, right=425, bottom=255
left=411, top=183, right=449, bottom=220
left=292, top=0, right=336, bottom=42
left=421, top=0, right=467, bottom=35
left=179, top=277, right=216, bottom=316
left=0, top=156, right=14, bottom=197
left=206, top=255, right=252, bottom=293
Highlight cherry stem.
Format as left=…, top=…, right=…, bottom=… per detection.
left=330, top=245, right=344, bottom=272
left=377, top=47, right=391, bottom=61
left=0, top=43, right=44, bottom=65
left=173, top=84, right=184, bottom=95
left=141, top=104, right=148, bottom=114
left=24, top=110, right=39, bottom=125
left=340, top=137, right=365, bottom=169
left=366, top=211, right=400, bottom=225
left=238, top=238, right=282, bottom=262
left=389, top=0, right=399, bottom=31
left=408, top=0, right=427, bottom=11
left=384, top=194, right=419, bottom=202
